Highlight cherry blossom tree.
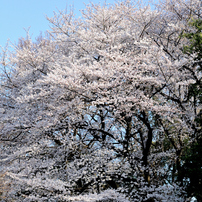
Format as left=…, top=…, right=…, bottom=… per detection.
left=0, top=0, right=201, bottom=201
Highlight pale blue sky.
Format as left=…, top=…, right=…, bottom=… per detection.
left=0, top=0, right=116, bottom=48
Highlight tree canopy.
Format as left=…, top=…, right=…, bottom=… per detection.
left=0, top=0, right=202, bottom=201
left=182, top=18, right=202, bottom=201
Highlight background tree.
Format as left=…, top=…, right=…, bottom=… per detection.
left=182, top=18, right=202, bottom=201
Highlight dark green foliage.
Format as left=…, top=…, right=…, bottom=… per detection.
left=183, top=19, right=202, bottom=61
left=184, top=19, right=202, bottom=105
left=182, top=18, right=202, bottom=201
left=182, top=138, right=202, bottom=200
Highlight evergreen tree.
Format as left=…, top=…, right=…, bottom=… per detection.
left=182, top=19, right=202, bottom=201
